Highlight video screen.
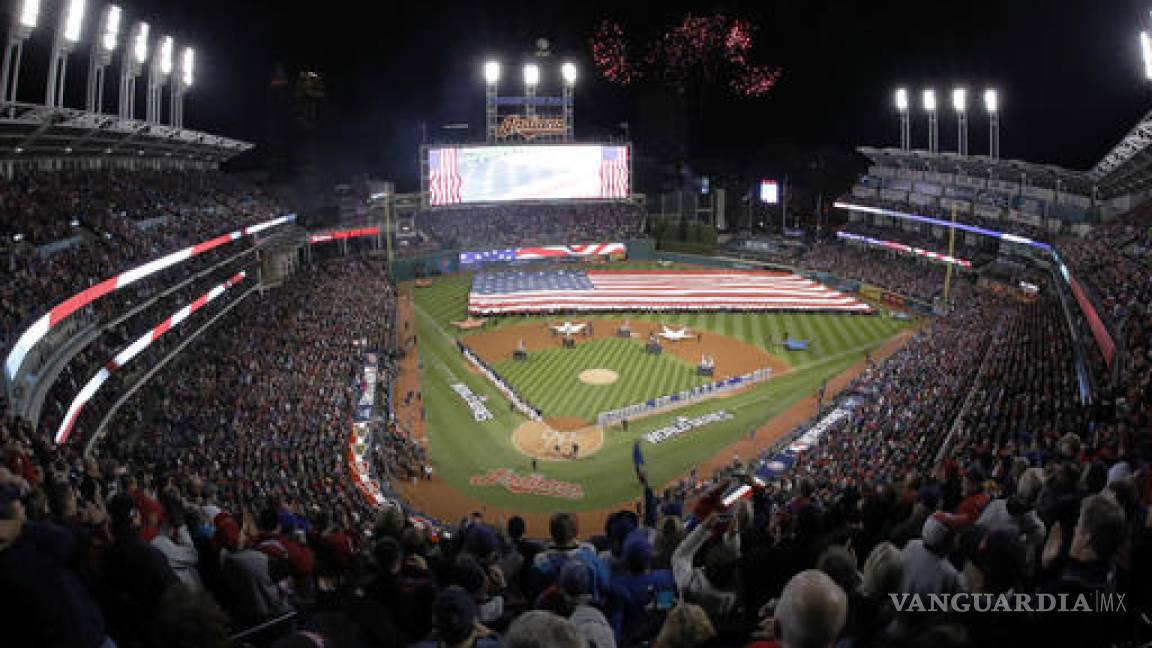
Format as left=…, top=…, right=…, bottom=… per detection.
left=427, top=144, right=630, bottom=205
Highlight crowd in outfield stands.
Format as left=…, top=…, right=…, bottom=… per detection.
left=2, top=192, right=1151, bottom=647
left=418, top=203, right=643, bottom=250
left=0, top=170, right=285, bottom=353
left=794, top=243, right=973, bottom=304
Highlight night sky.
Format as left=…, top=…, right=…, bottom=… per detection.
left=10, top=0, right=1152, bottom=189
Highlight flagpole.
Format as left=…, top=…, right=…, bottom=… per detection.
left=943, top=205, right=958, bottom=307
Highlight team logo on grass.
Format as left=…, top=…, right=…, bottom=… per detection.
left=469, top=469, right=585, bottom=500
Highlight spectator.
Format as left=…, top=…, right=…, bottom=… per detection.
left=772, top=569, right=848, bottom=648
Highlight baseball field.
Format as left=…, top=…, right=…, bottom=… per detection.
left=400, top=267, right=913, bottom=517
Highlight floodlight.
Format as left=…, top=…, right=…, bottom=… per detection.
left=19, top=0, right=40, bottom=28
left=133, top=22, right=149, bottom=64
left=922, top=88, right=936, bottom=112
left=159, top=35, right=173, bottom=75
left=895, top=87, right=908, bottom=112
left=561, top=61, right=576, bottom=85
left=181, top=47, right=194, bottom=87
left=952, top=87, right=967, bottom=113
left=484, top=60, right=500, bottom=84
left=63, top=0, right=86, bottom=43
left=984, top=88, right=998, bottom=114
left=101, top=5, right=120, bottom=51
left=523, top=63, right=539, bottom=87
left=1143, top=31, right=1152, bottom=80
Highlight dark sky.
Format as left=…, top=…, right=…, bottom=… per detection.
left=10, top=0, right=1152, bottom=187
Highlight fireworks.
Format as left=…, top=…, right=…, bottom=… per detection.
left=589, top=13, right=782, bottom=98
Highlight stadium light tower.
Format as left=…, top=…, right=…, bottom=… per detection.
left=894, top=87, right=910, bottom=151
left=523, top=62, right=539, bottom=119
left=484, top=60, right=499, bottom=142
left=145, top=34, right=172, bottom=123
left=952, top=87, right=968, bottom=156
left=170, top=46, right=192, bottom=127
left=118, top=20, right=146, bottom=119
left=984, top=88, right=1000, bottom=159
left=923, top=88, right=938, bottom=154
left=86, top=4, right=119, bottom=113
left=561, top=61, right=575, bottom=141
left=46, top=0, right=87, bottom=108
left=1142, top=31, right=1152, bottom=80
left=2, top=0, right=40, bottom=107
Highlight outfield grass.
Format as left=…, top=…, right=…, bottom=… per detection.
left=494, top=338, right=710, bottom=420
left=411, top=270, right=912, bottom=512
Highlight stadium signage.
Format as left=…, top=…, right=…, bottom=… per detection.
left=451, top=382, right=493, bottom=422
left=496, top=114, right=566, bottom=140
left=643, top=410, right=734, bottom=444
left=469, top=468, right=584, bottom=499
left=355, top=353, right=380, bottom=423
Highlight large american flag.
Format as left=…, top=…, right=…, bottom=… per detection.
left=429, top=148, right=462, bottom=205
left=469, top=270, right=872, bottom=314
left=599, top=147, right=629, bottom=198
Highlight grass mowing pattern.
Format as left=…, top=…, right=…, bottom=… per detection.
left=493, top=338, right=710, bottom=420
left=410, top=270, right=912, bottom=511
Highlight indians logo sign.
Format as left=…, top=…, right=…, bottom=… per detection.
left=496, top=115, right=565, bottom=140
left=470, top=469, right=584, bottom=500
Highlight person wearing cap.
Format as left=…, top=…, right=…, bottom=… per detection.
left=899, top=511, right=967, bottom=596
left=609, top=529, right=677, bottom=644
left=412, top=585, right=501, bottom=648
left=99, top=490, right=180, bottom=646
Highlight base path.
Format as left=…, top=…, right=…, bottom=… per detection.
left=464, top=319, right=789, bottom=382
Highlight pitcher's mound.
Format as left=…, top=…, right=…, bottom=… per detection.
left=512, top=420, right=605, bottom=460
left=579, top=368, right=619, bottom=385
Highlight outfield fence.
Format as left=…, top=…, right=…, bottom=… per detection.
left=596, top=366, right=773, bottom=426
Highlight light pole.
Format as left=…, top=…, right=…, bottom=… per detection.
left=87, top=4, right=119, bottom=113
left=170, top=46, right=192, bottom=127
left=146, top=34, right=172, bottom=123
left=984, top=88, right=999, bottom=159
left=484, top=60, right=499, bottom=141
left=523, top=63, right=539, bottom=120
left=1142, top=30, right=1152, bottom=81
left=561, top=61, right=575, bottom=141
left=923, top=88, right=938, bottom=154
left=2, top=0, right=40, bottom=106
left=952, top=87, right=967, bottom=156
left=46, top=0, right=87, bottom=108
left=895, top=87, right=910, bottom=150
left=119, top=21, right=147, bottom=119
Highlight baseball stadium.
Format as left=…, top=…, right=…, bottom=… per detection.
left=3, top=1, right=1152, bottom=647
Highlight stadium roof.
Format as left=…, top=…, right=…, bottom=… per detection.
left=0, top=102, right=253, bottom=163
left=857, top=146, right=1096, bottom=196
left=1088, top=106, right=1152, bottom=197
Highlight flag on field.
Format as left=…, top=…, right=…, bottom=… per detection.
left=468, top=269, right=872, bottom=314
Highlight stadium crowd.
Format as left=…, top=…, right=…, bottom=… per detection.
left=794, top=243, right=973, bottom=305
left=0, top=169, right=286, bottom=355
left=2, top=173, right=1151, bottom=648
left=418, top=203, right=643, bottom=250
